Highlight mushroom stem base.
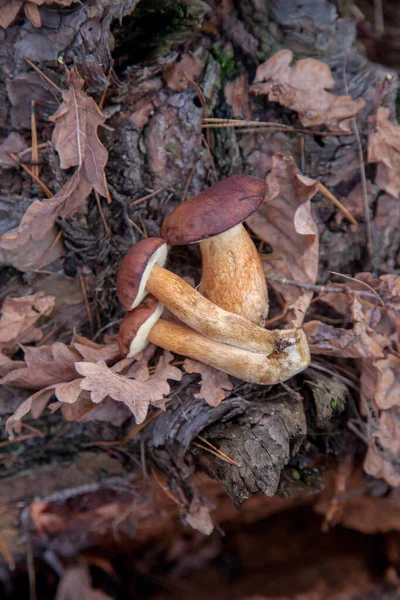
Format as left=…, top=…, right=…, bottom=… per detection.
left=148, top=319, right=310, bottom=385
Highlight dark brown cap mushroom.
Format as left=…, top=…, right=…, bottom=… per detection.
left=161, top=175, right=269, bottom=325
left=116, top=238, right=303, bottom=355
left=118, top=297, right=310, bottom=385
left=161, top=175, right=266, bottom=245
left=117, top=238, right=168, bottom=310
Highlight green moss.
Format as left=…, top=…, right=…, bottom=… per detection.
left=211, top=44, right=237, bottom=80
left=165, top=142, right=178, bottom=154
left=331, top=395, right=346, bottom=413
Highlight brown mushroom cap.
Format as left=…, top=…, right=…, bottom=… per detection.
left=161, top=175, right=267, bottom=245
left=116, top=238, right=168, bottom=310
left=118, top=296, right=164, bottom=357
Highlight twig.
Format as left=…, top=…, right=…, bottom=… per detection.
left=329, top=271, right=384, bottom=306
left=99, top=59, right=115, bottom=109
left=343, top=58, right=374, bottom=267
left=26, top=536, right=36, bottom=600
left=94, top=190, right=111, bottom=237
left=10, top=153, right=52, bottom=197
left=129, top=218, right=146, bottom=238
left=317, top=182, right=358, bottom=226
left=182, top=164, right=196, bottom=202
left=185, top=74, right=210, bottom=148
left=152, top=468, right=182, bottom=506
left=25, top=59, right=62, bottom=101
left=80, top=274, right=94, bottom=333
left=265, top=273, right=381, bottom=301
left=31, top=101, right=39, bottom=179
left=18, top=142, right=47, bottom=159
left=131, top=187, right=163, bottom=206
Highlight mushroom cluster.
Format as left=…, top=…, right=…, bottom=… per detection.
left=116, top=176, right=310, bottom=386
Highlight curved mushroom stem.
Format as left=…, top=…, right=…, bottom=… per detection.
left=147, top=319, right=310, bottom=385
left=199, top=224, right=269, bottom=326
left=146, top=265, right=297, bottom=355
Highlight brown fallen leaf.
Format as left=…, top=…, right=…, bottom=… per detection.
left=362, top=354, right=400, bottom=411
left=250, top=49, right=365, bottom=133
left=246, top=153, right=319, bottom=326
left=368, top=106, right=400, bottom=199
left=71, top=332, right=120, bottom=363
left=364, top=407, right=400, bottom=488
left=0, top=169, right=91, bottom=271
left=304, top=296, right=384, bottom=359
left=163, top=53, right=203, bottom=92
left=0, top=342, right=80, bottom=390
left=0, top=292, right=55, bottom=355
left=0, top=132, right=28, bottom=168
left=50, top=68, right=110, bottom=200
left=76, top=351, right=182, bottom=423
left=184, top=358, right=233, bottom=407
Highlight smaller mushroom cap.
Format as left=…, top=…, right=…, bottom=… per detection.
left=118, top=296, right=164, bottom=357
left=161, top=175, right=267, bottom=245
left=117, top=238, right=168, bottom=310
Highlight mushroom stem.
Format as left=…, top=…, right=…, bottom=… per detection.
left=147, top=319, right=310, bottom=385
left=199, top=224, right=269, bottom=326
left=146, top=264, right=294, bottom=355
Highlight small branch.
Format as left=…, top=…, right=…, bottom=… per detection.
left=31, top=101, right=39, bottom=179
left=265, top=273, right=381, bottom=301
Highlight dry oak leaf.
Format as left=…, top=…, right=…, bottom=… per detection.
left=0, top=169, right=91, bottom=271
left=76, top=351, right=182, bottom=424
left=49, top=68, right=110, bottom=200
left=304, top=296, right=384, bottom=359
left=364, top=407, right=400, bottom=488
left=184, top=358, right=233, bottom=407
left=0, top=342, right=80, bottom=390
left=246, top=153, right=319, bottom=327
left=0, top=292, right=55, bottom=355
left=250, top=49, right=365, bottom=133
left=368, top=106, right=400, bottom=199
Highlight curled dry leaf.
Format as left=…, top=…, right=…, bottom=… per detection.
left=246, top=153, right=319, bottom=326
left=304, top=296, right=384, bottom=359
left=76, top=351, right=182, bottom=424
left=368, top=106, right=400, bottom=199
left=184, top=358, right=233, bottom=407
left=0, top=292, right=55, bottom=355
left=0, top=68, right=109, bottom=270
left=364, top=407, right=400, bottom=488
left=163, top=52, right=203, bottom=92
left=250, top=49, right=365, bottom=133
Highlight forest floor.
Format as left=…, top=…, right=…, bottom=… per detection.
left=1, top=0, right=400, bottom=598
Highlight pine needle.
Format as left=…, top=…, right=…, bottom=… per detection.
left=317, top=182, right=358, bottom=226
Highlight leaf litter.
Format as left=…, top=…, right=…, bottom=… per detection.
left=0, top=41, right=400, bottom=549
